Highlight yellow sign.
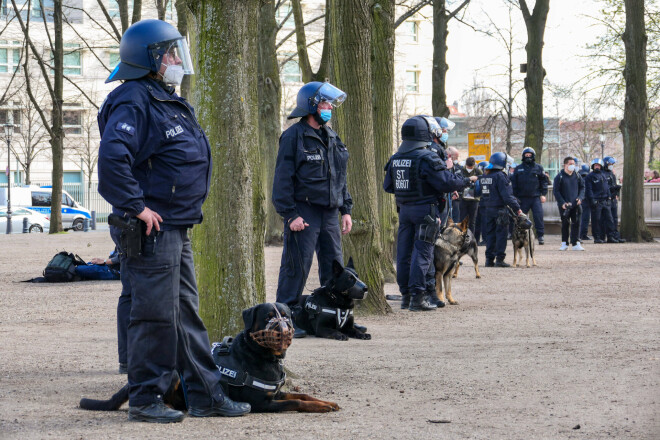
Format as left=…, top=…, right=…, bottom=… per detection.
left=467, top=132, right=492, bottom=162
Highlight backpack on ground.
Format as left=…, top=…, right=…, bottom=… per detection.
left=43, top=251, right=86, bottom=282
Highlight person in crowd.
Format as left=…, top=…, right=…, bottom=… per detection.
left=578, top=164, right=592, bottom=241
left=272, top=81, right=351, bottom=338
left=477, top=152, right=524, bottom=267
left=98, top=19, right=250, bottom=423
left=648, top=170, right=660, bottom=183
left=384, top=116, right=476, bottom=311
left=553, top=157, right=585, bottom=251
left=584, top=158, right=616, bottom=244
left=447, top=146, right=463, bottom=223
left=511, top=147, right=548, bottom=245
left=458, top=156, right=483, bottom=235
left=602, top=157, right=625, bottom=243
left=475, top=160, right=489, bottom=245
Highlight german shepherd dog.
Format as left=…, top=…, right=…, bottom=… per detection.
left=79, top=303, right=339, bottom=413
left=433, top=217, right=476, bottom=305
left=511, top=213, right=537, bottom=268
left=451, top=222, right=481, bottom=280
left=293, top=258, right=370, bottom=341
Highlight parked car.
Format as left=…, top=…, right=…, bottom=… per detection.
left=0, top=206, right=50, bottom=233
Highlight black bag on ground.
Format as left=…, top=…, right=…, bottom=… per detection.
left=43, top=251, right=86, bottom=282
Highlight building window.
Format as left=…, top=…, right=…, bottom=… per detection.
left=63, top=44, right=82, bottom=75
left=404, top=21, right=419, bottom=43
left=276, top=1, right=294, bottom=28
left=0, top=41, right=21, bottom=73
left=63, top=108, right=82, bottom=135
left=0, top=109, right=22, bottom=134
left=109, top=49, right=120, bottom=69
left=405, top=67, right=419, bottom=92
left=108, top=0, right=134, bottom=19
left=32, top=0, right=54, bottom=20
left=281, top=53, right=302, bottom=83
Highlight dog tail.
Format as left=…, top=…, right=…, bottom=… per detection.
left=79, top=384, right=129, bottom=411
left=528, top=229, right=534, bottom=260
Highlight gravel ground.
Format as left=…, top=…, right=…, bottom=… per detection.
left=0, top=230, right=658, bottom=439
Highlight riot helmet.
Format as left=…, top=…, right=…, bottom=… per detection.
left=106, top=19, right=194, bottom=84
left=477, top=161, right=488, bottom=170
left=400, top=116, right=441, bottom=152
left=603, top=156, right=617, bottom=169
left=287, top=81, right=346, bottom=119
left=522, top=147, right=535, bottom=163
left=580, top=164, right=590, bottom=174
left=591, top=158, right=604, bottom=170
left=486, top=152, right=507, bottom=170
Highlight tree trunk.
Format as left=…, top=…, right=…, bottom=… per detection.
left=131, top=0, right=142, bottom=24
left=50, top=0, right=64, bottom=233
left=432, top=1, right=449, bottom=117
left=520, top=0, right=549, bottom=160
left=620, top=0, right=653, bottom=242
left=259, top=0, right=283, bottom=245
left=118, top=0, right=129, bottom=34
left=330, top=0, right=389, bottom=314
left=292, top=0, right=330, bottom=82
left=371, top=0, right=396, bottom=282
left=188, top=0, right=265, bottom=340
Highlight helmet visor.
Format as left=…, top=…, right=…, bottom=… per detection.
left=421, top=116, right=442, bottom=139
left=149, top=38, right=194, bottom=75
left=439, top=117, right=456, bottom=132
left=311, top=82, right=347, bottom=108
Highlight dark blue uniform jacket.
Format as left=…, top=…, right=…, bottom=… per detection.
left=97, top=77, right=211, bottom=229
left=477, top=171, right=521, bottom=211
left=602, top=169, right=619, bottom=199
left=383, top=147, right=469, bottom=205
left=553, top=170, right=585, bottom=207
left=272, top=120, right=353, bottom=223
left=511, top=162, right=548, bottom=197
left=585, top=170, right=610, bottom=201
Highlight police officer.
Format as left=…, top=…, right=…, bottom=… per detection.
left=478, top=152, right=524, bottom=267
left=474, top=160, right=488, bottom=245
left=602, top=156, right=626, bottom=243
left=98, top=19, right=250, bottom=423
left=447, top=147, right=463, bottom=223
left=511, top=147, right=548, bottom=244
left=458, top=156, right=483, bottom=235
left=584, top=158, right=616, bottom=244
left=384, top=116, right=476, bottom=311
left=578, top=164, right=592, bottom=241
left=272, top=81, right=352, bottom=337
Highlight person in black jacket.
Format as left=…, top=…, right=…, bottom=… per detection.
left=272, top=81, right=352, bottom=335
left=511, top=147, right=548, bottom=244
left=578, top=164, right=592, bottom=240
left=585, top=159, right=616, bottom=244
left=553, top=157, right=585, bottom=251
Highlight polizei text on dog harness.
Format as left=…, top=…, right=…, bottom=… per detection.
left=304, top=296, right=353, bottom=329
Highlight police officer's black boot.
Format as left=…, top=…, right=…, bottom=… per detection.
left=537, top=235, right=545, bottom=245
left=408, top=293, right=437, bottom=312
left=485, top=260, right=495, bottom=268
left=426, top=291, right=446, bottom=308
left=400, top=294, right=411, bottom=310
left=128, top=398, right=185, bottom=423
left=494, top=260, right=510, bottom=268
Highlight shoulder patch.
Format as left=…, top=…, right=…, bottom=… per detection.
left=116, top=122, right=135, bottom=136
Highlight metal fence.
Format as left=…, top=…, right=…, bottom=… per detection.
left=0, top=182, right=113, bottom=222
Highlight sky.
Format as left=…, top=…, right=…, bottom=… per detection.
left=444, top=0, right=611, bottom=119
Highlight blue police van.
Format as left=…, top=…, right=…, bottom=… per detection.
left=0, top=186, right=91, bottom=231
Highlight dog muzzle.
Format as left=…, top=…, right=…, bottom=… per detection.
left=347, top=280, right=368, bottom=300
left=250, top=308, right=294, bottom=352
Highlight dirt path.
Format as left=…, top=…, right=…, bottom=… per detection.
left=0, top=231, right=658, bottom=439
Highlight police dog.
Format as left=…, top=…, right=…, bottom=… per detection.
left=434, top=217, right=474, bottom=305
left=451, top=221, right=481, bottom=280
left=79, top=303, right=339, bottom=413
left=293, top=258, right=370, bottom=341
left=511, top=213, right=537, bottom=268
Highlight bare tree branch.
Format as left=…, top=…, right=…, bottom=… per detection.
left=394, top=0, right=431, bottom=29
left=275, top=12, right=324, bottom=49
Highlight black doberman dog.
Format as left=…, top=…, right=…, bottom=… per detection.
left=79, top=303, right=339, bottom=413
left=293, top=258, right=370, bottom=341
left=212, top=302, right=339, bottom=412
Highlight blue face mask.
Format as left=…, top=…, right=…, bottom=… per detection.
left=440, top=132, right=449, bottom=143
left=319, top=109, right=332, bottom=122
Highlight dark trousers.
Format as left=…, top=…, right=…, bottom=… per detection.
left=580, top=197, right=591, bottom=237
left=560, top=205, right=581, bottom=245
left=519, top=196, right=545, bottom=236
left=117, top=253, right=130, bottom=365
left=124, top=229, right=226, bottom=407
left=459, top=199, right=479, bottom=234
left=474, top=201, right=485, bottom=242
left=450, top=197, right=461, bottom=223
left=601, top=199, right=620, bottom=239
left=396, top=204, right=437, bottom=296
left=276, top=202, right=343, bottom=307
left=484, top=207, right=508, bottom=262
left=590, top=199, right=615, bottom=241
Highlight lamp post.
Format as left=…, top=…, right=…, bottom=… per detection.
left=599, top=133, right=605, bottom=159
left=4, top=123, right=13, bottom=234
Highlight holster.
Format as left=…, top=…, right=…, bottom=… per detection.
left=108, top=214, right=143, bottom=258
left=417, top=215, right=439, bottom=244
left=496, top=208, right=509, bottom=226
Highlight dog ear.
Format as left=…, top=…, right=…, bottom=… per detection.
left=242, top=305, right=259, bottom=331
left=447, top=217, right=454, bottom=226
left=460, top=216, right=469, bottom=232
left=347, top=257, right=355, bottom=270
left=332, top=259, right=344, bottom=277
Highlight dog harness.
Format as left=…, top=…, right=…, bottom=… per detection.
left=211, top=337, right=286, bottom=394
left=303, top=296, right=354, bottom=329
